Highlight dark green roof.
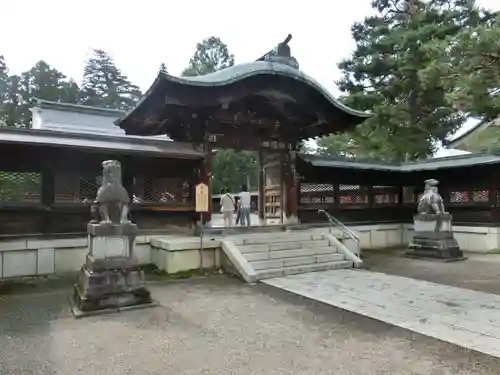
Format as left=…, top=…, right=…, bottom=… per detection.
left=0, top=127, right=203, bottom=159
left=132, top=63, right=369, bottom=118
left=299, top=152, right=500, bottom=172
left=115, top=63, right=370, bottom=138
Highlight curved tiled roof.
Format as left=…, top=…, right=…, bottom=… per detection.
left=154, top=62, right=370, bottom=118
left=116, top=61, right=370, bottom=129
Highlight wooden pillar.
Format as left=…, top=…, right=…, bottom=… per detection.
left=201, top=141, right=212, bottom=225
left=397, top=184, right=404, bottom=222
left=41, top=165, right=55, bottom=234
left=491, top=172, right=499, bottom=222
left=258, top=150, right=265, bottom=225
left=367, top=184, right=375, bottom=222
left=121, top=157, right=134, bottom=203
left=282, top=151, right=299, bottom=224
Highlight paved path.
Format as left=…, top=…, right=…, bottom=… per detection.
left=211, top=213, right=281, bottom=227
left=1, top=277, right=499, bottom=374
left=263, top=269, right=500, bottom=358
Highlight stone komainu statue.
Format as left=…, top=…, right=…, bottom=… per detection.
left=90, top=160, right=130, bottom=225
left=417, top=179, right=447, bottom=215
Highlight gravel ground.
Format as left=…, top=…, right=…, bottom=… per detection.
left=363, top=249, right=500, bottom=295
left=0, top=276, right=499, bottom=375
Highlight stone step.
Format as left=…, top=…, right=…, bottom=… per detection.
left=239, top=240, right=330, bottom=254
left=249, top=253, right=346, bottom=271
left=311, top=246, right=339, bottom=255
left=256, top=260, right=354, bottom=280
left=244, top=247, right=340, bottom=262
left=238, top=232, right=324, bottom=245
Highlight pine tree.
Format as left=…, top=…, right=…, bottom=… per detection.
left=181, top=37, right=255, bottom=193
left=320, top=0, right=490, bottom=160
left=182, top=37, right=234, bottom=77
left=0, top=56, right=9, bottom=126
left=80, top=49, right=142, bottom=110
left=422, top=10, right=500, bottom=122
left=3, top=75, right=23, bottom=127
left=17, top=60, right=79, bottom=127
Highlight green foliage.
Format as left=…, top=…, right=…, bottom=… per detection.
left=0, top=56, right=9, bottom=126
left=0, top=172, right=41, bottom=203
left=421, top=12, right=500, bottom=122
left=211, top=150, right=258, bottom=194
left=321, top=0, right=492, bottom=161
left=181, top=37, right=235, bottom=77
left=79, top=49, right=142, bottom=111
left=18, top=61, right=80, bottom=127
left=0, top=58, right=78, bottom=128
left=180, top=36, right=256, bottom=193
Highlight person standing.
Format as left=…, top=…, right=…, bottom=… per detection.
left=219, top=187, right=235, bottom=228
left=235, top=198, right=242, bottom=226
left=239, top=184, right=251, bottom=227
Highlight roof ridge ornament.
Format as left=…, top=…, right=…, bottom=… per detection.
left=258, top=34, right=299, bottom=69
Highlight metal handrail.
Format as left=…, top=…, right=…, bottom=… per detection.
left=318, top=209, right=360, bottom=244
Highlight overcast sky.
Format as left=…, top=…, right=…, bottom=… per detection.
left=2, top=0, right=499, bottom=154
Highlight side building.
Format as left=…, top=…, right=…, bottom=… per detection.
left=0, top=100, right=204, bottom=236
left=448, top=116, right=500, bottom=153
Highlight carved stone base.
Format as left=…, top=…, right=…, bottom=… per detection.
left=71, top=265, right=153, bottom=317
left=407, top=231, right=465, bottom=260
left=85, top=254, right=138, bottom=272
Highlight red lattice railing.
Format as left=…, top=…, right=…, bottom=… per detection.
left=373, top=185, right=399, bottom=205
left=339, top=185, right=369, bottom=205
left=300, top=183, right=334, bottom=207
left=402, top=186, right=415, bottom=204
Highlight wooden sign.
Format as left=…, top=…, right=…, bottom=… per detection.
left=195, top=183, right=209, bottom=212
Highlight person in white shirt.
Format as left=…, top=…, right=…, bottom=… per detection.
left=239, top=184, right=251, bottom=227
left=219, top=187, right=235, bottom=227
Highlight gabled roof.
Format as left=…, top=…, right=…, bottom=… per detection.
left=32, top=99, right=171, bottom=140
left=448, top=117, right=500, bottom=151
left=0, top=127, right=203, bottom=159
left=34, top=99, right=125, bottom=116
left=299, top=151, right=500, bottom=172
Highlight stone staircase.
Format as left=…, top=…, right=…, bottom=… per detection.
left=221, top=230, right=361, bottom=282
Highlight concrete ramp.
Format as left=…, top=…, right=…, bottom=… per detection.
left=262, top=269, right=500, bottom=359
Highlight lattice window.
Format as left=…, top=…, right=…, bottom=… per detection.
left=402, top=186, right=415, bottom=204
left=472, top=189, right=489, bottom=203
left=265, top=165, right=281, bottom=187
left=0, top=171, right=42, bottom=204
left=449, top=191, right=469, bottom=204
left=339, top=184, right=368, bottom=205
left=54, top=173, right=100, bottom=203
left=373, top=185, right=399, bottom=205
left=132, top=176, right=144, bottom=203
left=141, top=177, right=190, bottom=205
left=300, top=183, right=334, bottom=206
left=265, top=193, right=280, bottom=217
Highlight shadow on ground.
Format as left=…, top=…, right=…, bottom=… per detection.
left=363, top=248, right=500, bottom=295
left=0, top=275, right=499, bottom=374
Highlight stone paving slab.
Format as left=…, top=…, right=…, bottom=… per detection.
left=262, top=269, right=500, bottom=358
left=1, top=277, right=499, bottom=374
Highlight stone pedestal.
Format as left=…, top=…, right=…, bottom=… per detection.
left=70, top=223, right=153, bottom=317
left=406, top=213, right=465, bottom=261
